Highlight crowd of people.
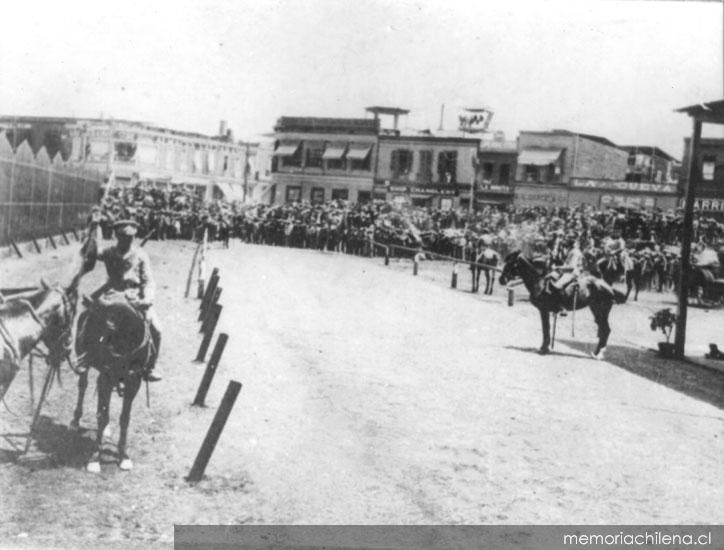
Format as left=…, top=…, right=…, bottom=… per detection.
left=92, top=181, right=724, bottom=283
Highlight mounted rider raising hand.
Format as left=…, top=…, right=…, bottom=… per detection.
left=84, top=219, right=163, bottom=382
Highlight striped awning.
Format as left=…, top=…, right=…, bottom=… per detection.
left=346, top=144, right=372, bottom=160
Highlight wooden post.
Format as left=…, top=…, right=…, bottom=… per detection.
left=32, top=238, right=42, bottom=254
left=201, top=288, right=223, bottom=333
left=451, top=263, right=458, bottom=289
left=384, top=247, right=389, bottom=266
left=61, top=232, right=71, bottom=246
left=199, top=270, right=220, bottom=319
left=507, top=287, right=515, bottom=306
left=9, top=240, right=22, bottom=259
left=71, top=228, right=79, bottom=242
left=195, top=304, right=222, bottom=362
left=675, top=118, right=702, bottom=359
left=192, top=333, right=228, bottom=407
left=47, top=233, right=57, bottom=250
left=186, top=380, right=242, bottom=482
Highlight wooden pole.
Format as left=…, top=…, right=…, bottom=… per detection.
left=187, top=380, right=242, bottom=482
left=201, top=288, right=222, bottom=333
left=46, top=233, right=57, bottom=250
left=451, top=262, right=458, bottom=289
left=192, top=333, right=228, bottom=407
left=674, top=118, right=702, bottom=359
left=199, top=269, right=220, bottom=318
left=195, top=304, right=222, bottom=362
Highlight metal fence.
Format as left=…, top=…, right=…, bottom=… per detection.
left=0, top=133, right=102, bottom=247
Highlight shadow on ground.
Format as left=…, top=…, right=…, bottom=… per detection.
left=560, top=339, right=724, bottom=411
left=503, top=345, right=583, bottom=360
left=0, top=415, right=98, bottom=469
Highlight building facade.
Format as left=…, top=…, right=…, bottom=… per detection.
left=514, top=130, right=678, bottom=210
left=680, top=137, right=724, bottom=217
left=271, top=117, right=379, bottom=204
left=621, top=146, right=680, bottom=185
left=0, top=117, right=251, bottom=202
left=374, top=131, right=479, bottom=209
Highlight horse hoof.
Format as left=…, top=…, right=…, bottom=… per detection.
left=86, top=461, right=101, bottom=474
left=102, top=426, right=112, bottom=441
left=119, top=458, right=133, bottom=471
left=590, top=351, right=605, bottom=361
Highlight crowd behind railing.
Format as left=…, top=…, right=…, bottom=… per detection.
left=93, top=182, right=724, bottom=273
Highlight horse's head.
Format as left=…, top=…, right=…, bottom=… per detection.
left=499, top=251, right=521, bottom=286
left=24, top=280, right=77, bottom=360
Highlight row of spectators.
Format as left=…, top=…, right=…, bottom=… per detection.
left=92, top=181, right=724, bottom=256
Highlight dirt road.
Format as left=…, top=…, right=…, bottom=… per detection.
left=1, top=241, right=723, bottom=547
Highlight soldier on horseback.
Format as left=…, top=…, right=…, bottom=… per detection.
left=82, top=219, right=163, bottom=382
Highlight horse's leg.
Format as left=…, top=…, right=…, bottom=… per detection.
left=117, top=375, right=142, bottom=471
left=539, top=308, right=551, bottom=354
left=485, top=268, right=493, bottom=295
left=624, top=270, right=633, bottom=301
left=69, top=370, right=89, bottom=431
left=591, top=304, right=612, bottom=360
left=87, top=373, right=112, bottom=473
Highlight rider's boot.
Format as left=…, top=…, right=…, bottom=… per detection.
left=143, top=328, right=162, bottom=382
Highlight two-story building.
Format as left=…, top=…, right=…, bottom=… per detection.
left=271, top=116, right=379, bottom=204
left=0, top=117, right=252, bottom=202
left=514, top=130, right=678, bottom=210
left=373, top=129, right=479, bottom=210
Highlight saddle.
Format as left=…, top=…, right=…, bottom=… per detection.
left=76, top=293, right=152, bottom=374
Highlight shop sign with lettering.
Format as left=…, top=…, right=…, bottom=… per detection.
left=572, top=178, right=677, bottom=194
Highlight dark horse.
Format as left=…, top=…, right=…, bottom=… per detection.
left=499, top=251, right=626, bottom=359
left=72, top=290, right=156, bottom=473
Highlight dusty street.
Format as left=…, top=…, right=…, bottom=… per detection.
left=1, top=240, right=723, bottom=547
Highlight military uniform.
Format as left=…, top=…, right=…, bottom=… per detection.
left=88, top=220, right=162, bottom=379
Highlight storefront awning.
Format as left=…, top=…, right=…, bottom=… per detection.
left=273, top=142, right=301, bottom=157
left=346, top=144, right=372, bottom=160
left=322, top=144, right=347, bottom=160
left=215, top=182, right=233, bottom=198
left=518, top=149, right=563, bottom=166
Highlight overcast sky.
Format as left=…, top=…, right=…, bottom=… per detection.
left=1, top=0, right=722, bottom=158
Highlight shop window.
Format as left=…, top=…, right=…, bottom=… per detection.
left=391, top=149, right=413, bottom=178
left=357, top=191, right=371, bottom=204
left=350, top=155, right=371, bottom=171
left=702, top=156, right=716, bottom=181
left=525, top=165, right=539, bottom=183
left=437, top=151, right=457, bottom=184
left=285, top=186, right=302, bottom=203
left=311, top=187, right=325, bottom=204
left=482, top=162, right=494, bottom=182
left=115, top=142, right=136, bottom=162
left=331, top=188, right=349, bottom=201
left=326, top=157, right=346, bottom=170
left=306, top=146, right=324, bottom=168
left=499, top=164, right=510, bottom=185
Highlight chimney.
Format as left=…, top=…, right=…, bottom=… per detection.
left=219, top=120, right=228, bottom=137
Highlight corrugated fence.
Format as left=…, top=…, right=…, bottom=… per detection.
left=0, top=131, right=103, bottom=247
